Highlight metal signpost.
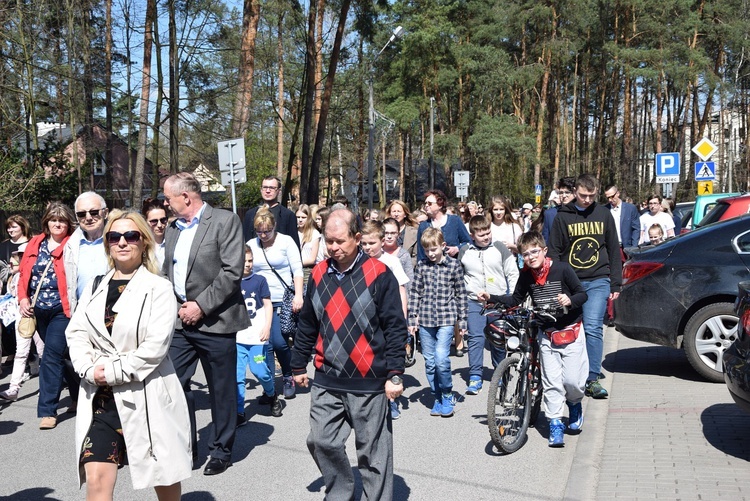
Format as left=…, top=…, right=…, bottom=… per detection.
left=454, top=171, right=470, bottom=201
left=217, top=138, right=247, bottom=214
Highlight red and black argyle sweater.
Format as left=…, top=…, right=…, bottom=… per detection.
left=290, top=254, right=407, bottom=393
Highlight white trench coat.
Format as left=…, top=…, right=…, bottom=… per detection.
left=66, top=266, right=191, bottom=490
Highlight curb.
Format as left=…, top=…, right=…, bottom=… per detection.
left=563, top=326, right=619, bottom=501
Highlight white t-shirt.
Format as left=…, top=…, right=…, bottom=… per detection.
left=639, top=211, right=675, bottom=243
left=491, top=221, right=522, bottom=249
left=299, top=229, right=321, bottom=265
left=376, top=252, right=410, bottom=286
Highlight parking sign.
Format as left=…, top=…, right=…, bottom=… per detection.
left=655, top=152, right=680, bottom=183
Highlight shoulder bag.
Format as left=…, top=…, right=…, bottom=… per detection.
left=260, top=241, right=299, bottom=340
left=17, top=259, right=54, bottom=339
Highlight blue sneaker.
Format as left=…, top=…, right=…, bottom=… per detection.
left=390, top=400, right=401, bottom=420
left=567, top=401, right=583, bottom=432
left=440, top=393, right=455, bottom=417
left=430, top=398, right=442, bottom=416
left=466, top=378, right=483, bottom=395
left=548, top=419, right=565, bottom=447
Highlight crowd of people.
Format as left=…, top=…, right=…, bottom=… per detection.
left=0, top=172, right=681, bottom=500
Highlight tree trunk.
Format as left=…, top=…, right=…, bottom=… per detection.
left=307, top=0, right=351, bottom=205
left=277, top=13, right=285, bottom=179
left=104, top=0, right=114, bottom=199
left=231, top=0, right=261, bottom=138
left=134, top=0, right=156, bottom=209
left=168, top=0, right=178, bottom=173
left=300, top=0, right=317, bottom=203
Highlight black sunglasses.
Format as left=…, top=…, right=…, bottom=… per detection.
left=106, top=230, right=142, bottom=245
left=148, top=217, right=168, bottom=226
left=76, top=208, right=104, bottom=219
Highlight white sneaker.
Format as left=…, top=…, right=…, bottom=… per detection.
left=20, top=373, right=31, bottom=384
left=0, top=389, right=19, bottom=402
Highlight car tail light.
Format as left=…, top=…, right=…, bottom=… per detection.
left=741, top=308, right=750, bottom=341
left=622, top=261, right=663, bottom=285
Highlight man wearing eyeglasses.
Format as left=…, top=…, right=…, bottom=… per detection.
left=542, top=177, right=576, bottom=243
left=604, top=185, right=640, bottom=249
left=242, top=176, right=300, bottom=249
left=63, top=191, right=110, bottom=312
left=548, top=174, right=622, bottom=400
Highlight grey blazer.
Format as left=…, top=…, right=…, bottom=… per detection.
left=162, top=203, right=249, bottom=334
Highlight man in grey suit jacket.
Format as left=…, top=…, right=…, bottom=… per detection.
left=162, top=172, right=249, bottom=476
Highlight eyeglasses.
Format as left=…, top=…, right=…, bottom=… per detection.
left=521, top=248, right=544, bottom=259
left=261, top=185, right=279, bottom=191
left=106, top=230, right=142, bottom=245
left=606, top=192, right=619, bottom=200
left=149, top=217, right=168, bottom=226
left=424, top=201, right=436, bottom=206
left=76, top=208, right=104, bottom=219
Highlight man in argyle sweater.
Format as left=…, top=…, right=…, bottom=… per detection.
left=291, top=208, right=406, bottom=501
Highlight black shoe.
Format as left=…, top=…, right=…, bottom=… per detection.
left=258, top=392, right=272, bottom=405
left=236, top=413, right=247, bottom=428
left=203, top=457, right=231, bottom=476
left=270, top=395, right=282, bottom=417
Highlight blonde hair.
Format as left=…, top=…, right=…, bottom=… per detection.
left=420, top=227, right=445, bottom=248
left=296, top=204, right=317, bottom=244
left=254, top=207, right=276, bottom=231
left=103, top=210, right=159, bottom=275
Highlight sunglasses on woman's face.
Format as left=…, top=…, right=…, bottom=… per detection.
left=149, top=217, right=168, bottom=226
left=106, top=230, right=142, bottom=245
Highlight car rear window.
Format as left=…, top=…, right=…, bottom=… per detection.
left=697, top=202, right=730, bottom=228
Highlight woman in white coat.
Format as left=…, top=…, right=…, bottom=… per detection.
left=66, top=210, right=191, bottom=501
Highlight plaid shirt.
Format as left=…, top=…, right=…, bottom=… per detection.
left=408, top=255, right=467, bottom=330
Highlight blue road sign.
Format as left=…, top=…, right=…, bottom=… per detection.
left=694, top=162, right=716, bottom=181
left=655, top=153, right=680, bottom=177
left=535, top=184, right=543, bottom=196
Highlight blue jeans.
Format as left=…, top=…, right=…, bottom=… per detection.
left=34, top=305, right=79, bottom=417
left=237, top=343, right=275, bottom=413
left=581, top=278, right=610, bottom=381
left=266, top=302, right=291, bottom=378
left=420, top=325, right=454, bottom=397
left=467, top=300, right=504, bottom=381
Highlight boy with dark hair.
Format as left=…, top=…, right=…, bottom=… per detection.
left=548, top=173, right=621, bottom=399
left=458, top=215, right=518, bottom=394
left=479, top=231, right=588, bottom=447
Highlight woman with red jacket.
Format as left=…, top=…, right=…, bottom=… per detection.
left=18, top=202, right=79, bottom=430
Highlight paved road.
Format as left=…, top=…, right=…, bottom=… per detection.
left=0, top=327, right=748, bottom=500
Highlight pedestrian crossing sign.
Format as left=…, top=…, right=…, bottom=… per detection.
left=694, top=162, right=716, bottom=181
left=698, top=181, right=713, bottom=195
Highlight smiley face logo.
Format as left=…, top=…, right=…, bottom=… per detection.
left=568, top=236, right=600, bottom=269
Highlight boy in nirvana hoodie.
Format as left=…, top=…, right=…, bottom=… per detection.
left=547, top=173, right=622, bottom=399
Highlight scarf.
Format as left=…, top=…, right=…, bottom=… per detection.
left=530, top=257, right=552, bottom=286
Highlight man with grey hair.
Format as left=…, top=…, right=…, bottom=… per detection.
left=64, top=191, right=110, bottom=311
left=162, top=172, right=248, bottom=476
left=242, top=175, right=300, bottom=248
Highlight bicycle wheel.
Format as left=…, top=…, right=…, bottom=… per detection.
left=487, top=355, right=531, bottom=454
left=405, top=334, right=417, bottom=368
left=529, top=362, right=543, bottom=426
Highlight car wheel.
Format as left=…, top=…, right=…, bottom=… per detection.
left=683, top=302, right=738, bottom=382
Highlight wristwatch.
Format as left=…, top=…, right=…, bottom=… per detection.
left=390, top=375, right=403, bottom=386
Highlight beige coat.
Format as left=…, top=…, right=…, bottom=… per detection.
left=66, top=267, right=191, bottom=490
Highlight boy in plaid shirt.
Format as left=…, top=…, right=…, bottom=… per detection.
left=408, top=228, right=467, bottom=417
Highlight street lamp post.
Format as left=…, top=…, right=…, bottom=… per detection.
left=368, top=25, right=404, bottom=211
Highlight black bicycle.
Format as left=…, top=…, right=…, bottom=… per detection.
left=483, top=303, right=560, bottom=454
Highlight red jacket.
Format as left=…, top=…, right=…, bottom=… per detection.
left=18, top=233, right=72, bottom=318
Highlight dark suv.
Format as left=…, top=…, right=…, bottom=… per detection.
left=615, top=215, right=750, bottom=382
left=724, top=281, right=750, bottom=413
